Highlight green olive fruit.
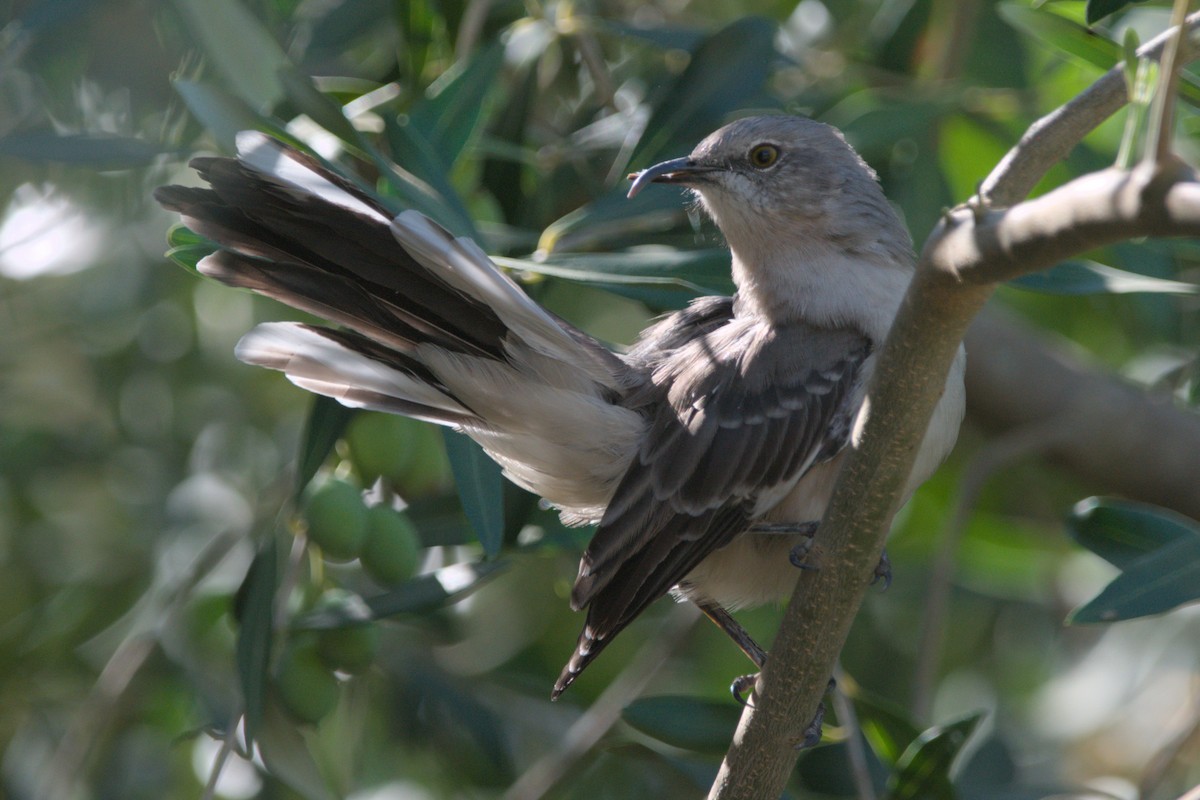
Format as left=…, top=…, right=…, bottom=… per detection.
left=316, top=622, right=380, bottom=674
left=360, top=505, right=422, bottom=586
left=275, top=637, right=339, bottom=724
left=345, top=413, right=418, bottom=484
left=303, top=479, right=368, bottom=561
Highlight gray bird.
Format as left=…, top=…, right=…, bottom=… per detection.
left=155, top=115, right=965, bottom=700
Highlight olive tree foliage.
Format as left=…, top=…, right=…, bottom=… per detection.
left=1, top=0, right=1199, bottom=799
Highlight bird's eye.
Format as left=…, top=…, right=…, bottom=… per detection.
left=749, top=144, right=779, bottom=169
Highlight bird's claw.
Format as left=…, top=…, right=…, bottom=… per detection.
left=731, top=673, right=759, bottom=707
left=789, top=538, right=818, bottom=570
left=797, top=701, right=826, bottom=749
left=871, top=550, right=892, bottom=590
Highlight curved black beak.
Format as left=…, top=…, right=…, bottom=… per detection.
left=626, top=156, right=711, bottom=199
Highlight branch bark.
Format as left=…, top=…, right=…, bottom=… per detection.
left=709, top=13, right=1200, bottom=800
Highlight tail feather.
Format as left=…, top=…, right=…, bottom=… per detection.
left=236, top=323, right=477, bottom=424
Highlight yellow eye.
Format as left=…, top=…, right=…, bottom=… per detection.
left=749, top=144, right=779, bottom=169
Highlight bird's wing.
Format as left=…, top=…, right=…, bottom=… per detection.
left=554, top=310, right=870, bottom=695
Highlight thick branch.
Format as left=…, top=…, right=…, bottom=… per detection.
left=964, top=308, right=1200, bottom=520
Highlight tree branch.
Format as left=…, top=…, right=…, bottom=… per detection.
left=709, top=13, right=1200, bottom=799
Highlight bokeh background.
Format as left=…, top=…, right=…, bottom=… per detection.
left=2, top=0, right=1200, bottom=797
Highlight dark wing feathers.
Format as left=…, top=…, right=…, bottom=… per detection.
left=554, top=309, right=870, bottom=696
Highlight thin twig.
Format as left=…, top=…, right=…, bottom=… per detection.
left=910, top=416, right=1078, bottom=721
left=832, top=666, right=877, bottom=800
left=1147, top=0, right=1193, bottom=165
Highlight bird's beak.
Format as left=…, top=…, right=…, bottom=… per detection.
left=626, top=157, right=711, bottom=199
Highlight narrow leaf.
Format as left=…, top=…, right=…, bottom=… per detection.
left=998, top=4, right=1120, bottom=72
left=293, top=561, right=508, bottom=628
left=885, top=712, right=984, bottom=800
left=235, top=536, right=278, bottom=746
left=622, top=696, right=741, bottom=755
left=1069, top=534, right=1200, bottom=623
left=257, top=701, right=339, bottom=800
left=442, top=430, right=504, bottom=557
left=1067, top=497, right=1200, bottom=570
left=1009, top=260, right=1199, bottom=295
left=171, top=0, right=288, bottom=112
left=174, top=79, right=277, bottom=153
left=408, top=42, right=505, bottom=169
left=294, top=397, right=355, bottom=500
left=0, top=132, right=173, bottom=167
left=1087, top=0, right=1147, bottom=26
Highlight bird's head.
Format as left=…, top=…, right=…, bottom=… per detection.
left=628, top=115, right=911, bottom=271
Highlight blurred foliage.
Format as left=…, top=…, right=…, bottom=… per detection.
left=1, top=0, right=1200, bottom=798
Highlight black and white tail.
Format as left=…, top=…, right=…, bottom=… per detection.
left=155, top=132, right=642, bottom=524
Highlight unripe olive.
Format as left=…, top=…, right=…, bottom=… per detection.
left=317, top=623, right=380, bottom=674
left=345, top=413, right=418, bottom=484
left=303, top=479, right=368, bottom=561
left=360, top=505, right=422, bottom=586
left=275, top=637, right=338, bottom=724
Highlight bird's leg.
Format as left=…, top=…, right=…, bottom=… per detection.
left=693, top=598, right=766, bottom=706
left=748, top=520, right=820, bottom=570
left=752, top=520, right=892, bottom=584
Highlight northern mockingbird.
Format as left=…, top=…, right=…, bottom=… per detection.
left=156, top=115, right=965, bottom=701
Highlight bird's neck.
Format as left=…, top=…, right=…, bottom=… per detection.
left=729, top=242, right=913, bottom=343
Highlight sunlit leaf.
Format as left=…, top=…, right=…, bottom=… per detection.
left=384, top=120, right=478, bottom=237
left=171, top=0, right=289, bottom=112
left=1008, top=260, right=1199, bottom=295
left=885, top=712, right=984, bottom=800
left=622, top=696, right=740, bottom=754
left=278, top=69, right=362, bottom=145
left=408, top=42, right=505, bottom=170
left=998, top=4, right=1120, bottom=71
left=235, top=535, right=278, bottom=746
left=443, top=430, right=504, bottom=557
left=294, top=397, right=355, bottom=500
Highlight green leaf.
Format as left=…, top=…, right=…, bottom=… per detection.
left=1069, top=533, right=1200, bottom=623
left=998, top=4, right=1120, bottom=72
left=885, top=712, right=984, bottom=800
left=235, top=536, right=278, bottom=746
left=294, top=561, right=508, bottom=627
left=539, top=17, right=777, bottom=255
left=164, top=225, right=216, bottom=272
left=174, top=79, right=278, bottom=153
left=257, top=700, right=339, bottom=800
left=1067, top=497, right=1200, bottom=570
left=1008, top=260, right=1199, bottom=295
left=442, top=430, right=504, bottom=557
left=171, top=0, right=289, bottom=112
left=278, top=69, right=363, bottom=145
left=408, top=42, right=505, bottom=170
left=630, top=17, right=777, bottom=168
left=622, top=696, right=741, bottom=755
left=0, top=132, right=173, bottom=167
left=849, top=686, right=923, bottom=766
left=384, top=120, right=478, bottom=238
left=497, top=248, right=734, bottom=309
left=294, top=397, right=355, bottom=500
left=1087, top=0, right=1149, bottom=26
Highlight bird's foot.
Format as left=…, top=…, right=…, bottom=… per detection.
left=871, top=550, right=892, bottom=590
left=795, top=678, right=837, bottom=750
left=731, top=673, right=759, bottom=707
left=750, top=521, right=820, bottom=570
